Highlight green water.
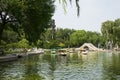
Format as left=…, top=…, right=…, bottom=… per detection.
left=0, top=52, right=120, bottom=80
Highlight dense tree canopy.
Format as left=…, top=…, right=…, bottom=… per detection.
left=0, top=0, right=55, bottom=43
left=37, top=28, right=75, bottom=48
left=70, top=30, right=87, bottom=47
left=86, top=31, right=102, bottom=46
left=0, top=0, right=80, bottom=44
left=101, top=18, right=120, bottom=47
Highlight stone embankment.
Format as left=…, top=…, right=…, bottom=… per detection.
left=0, top=50, right=44, bottom=62
left=0, top=54, right=18, bottom=62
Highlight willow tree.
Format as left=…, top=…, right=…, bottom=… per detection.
left=59, top=0, right=80, bottom=16
left=101, top=20, right=115, bottom=49
left=113, top=19, right=120, bottom=46
left=101, top=19, right=120, bottom=47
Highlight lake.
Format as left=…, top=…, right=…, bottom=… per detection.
left=0, top=52, right=120, bottom=80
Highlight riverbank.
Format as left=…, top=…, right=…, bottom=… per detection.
left=1, top=48, right=119, bottom=63
left=0, top=51, right=44, bottom=62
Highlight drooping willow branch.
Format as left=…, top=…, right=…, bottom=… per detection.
left=58, top=0, right=80, bottom=16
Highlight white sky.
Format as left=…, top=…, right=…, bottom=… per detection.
left=52, top=0, right=120, bottom=32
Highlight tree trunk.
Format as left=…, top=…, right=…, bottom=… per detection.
left=0, top=24, right=5, bottom=44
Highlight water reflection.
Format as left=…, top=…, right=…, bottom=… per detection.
left=102, top=53, right=120, bottom=80
left=0, top=52, right=120, bottom=80
left=21, top=56, right=43, bottom=80
left=42, top=54, right=58, bottom=80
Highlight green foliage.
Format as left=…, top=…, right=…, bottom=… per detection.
left=59, top=0, right=80, bottom=16
left=101, top=18, right=120, bottom=47
left=58, top=42, right=65, bottom=48
left=70, top=30, right=87, bottom=46
left=36, top=40, right=43, bottom=48
left=86, top=31, right=102, bottom=46
left=38, top=28, right=103, bottom=48
left=40, top=28, right=75, bottom=48
left=6, top=43, right=18, bottom=49
left=101, top=20, right=114, bottom=40
left=2, top=29, right=20, bottom=43
left=2, top=38, right=29, bottom=53
left=0, top=0, right=80, bottom=50
left=114, top=19, right=120, bottom=40
left=22, top=0, right=55, bottom=43
left=0, top=40, right=7, bottom=45
left=0, top=0, right=55, bottom=43
left=17, top=39, right=30, bottom=48
left=42, top=40, right=59, bottom=49
left=56, top=28, right=75, bottom=42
